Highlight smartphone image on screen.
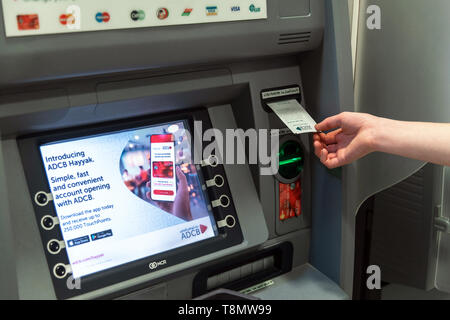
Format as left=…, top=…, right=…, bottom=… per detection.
left=150, top=134, right=176, bottom=201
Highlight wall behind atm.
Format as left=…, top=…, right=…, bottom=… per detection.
left=353, top=0, right=450, bottom=214
left=351, top=0, right=450, bottom=298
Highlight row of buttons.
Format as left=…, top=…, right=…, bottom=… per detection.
left=201, top=155, right=235, bottom=228
left=35, top=191, right=70, bottom=279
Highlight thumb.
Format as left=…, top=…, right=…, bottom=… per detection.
left=176, top=166, right=187, bottom=187
left=315, top=114, right=343, bottom=132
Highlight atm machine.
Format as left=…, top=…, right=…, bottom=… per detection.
left=0, top=0, right=355, bottom=299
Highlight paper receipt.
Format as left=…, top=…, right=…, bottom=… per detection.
left=267, top=99, right=318, bottom=134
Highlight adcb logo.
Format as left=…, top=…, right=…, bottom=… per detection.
left=180, top=225, right=208, bottom=240
left=60, top=5, right=81, bottom=30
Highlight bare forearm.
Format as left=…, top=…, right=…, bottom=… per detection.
left=373, top=117, right=450, bottom=166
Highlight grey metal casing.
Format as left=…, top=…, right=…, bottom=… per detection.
left=0, top=0, right=323, bottom=87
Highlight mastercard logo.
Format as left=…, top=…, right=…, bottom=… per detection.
left=95, top=12, right=110, bottom=23
left=59, top=14, right=76, bottom=25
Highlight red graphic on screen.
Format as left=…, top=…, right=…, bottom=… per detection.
left=200, top=225, right=208, bottom=234
left=153, top=190, right=174, bottom=196
left=17, top=14, right=40, bottom=30
left=150, top=134, right=174, bottom=143
left=152, top=161, right=174, bottom=178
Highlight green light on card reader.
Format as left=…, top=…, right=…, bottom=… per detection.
left=278, top=140, right=304, bottom=180
left=279, top=156, right=303, bottom=166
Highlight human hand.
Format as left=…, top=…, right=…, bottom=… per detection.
left=172, top=166, right=193, bottom=221
left=313, top=112, right=379, bottom=169
left=146, top=166, right=193, bottom=221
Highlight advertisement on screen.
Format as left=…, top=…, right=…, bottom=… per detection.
left=39, top=120, right=218, bottom=279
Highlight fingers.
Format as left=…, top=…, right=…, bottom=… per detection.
left=173, top=166, right=193, bottom=221
left=176, top=166, right=187, bottom=187
left=326, top=144, right=339, bottom=153
left=320, top=149, right=343, bottom=169
left=322, top=157, right=342, bottom=169
left=322, top=129, right=342, bottom=144
left=313, top=140, right=323, bottom=158
left=314, top=129, right=342, bottom=144
left=313, top=129, right=343, bottom=158
left=315, top=113, right=344, bottom=132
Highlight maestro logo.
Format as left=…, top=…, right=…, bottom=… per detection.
left=95, top=12, right=110, bottom=23
left=157, top=7, right=169, bottom=20
left=131, top=10, right=145, bottom=21
left=180, top=225, right=208, bottom=240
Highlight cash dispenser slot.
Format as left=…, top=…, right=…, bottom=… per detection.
left=192, top=242, right=293, bottom=297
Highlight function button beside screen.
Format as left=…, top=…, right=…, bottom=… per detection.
left=47, top=239, right=65, bottom=255
left=36, top=192, right=47, bottom=205
left=220, top=195, right=230, bottom=207
left=53, top=263, right=68, bottom=279
left=42, top=216, right=54, bottom=229
left=206, top=175, right=224, bottom=188
left=217, top=215, right=236, bottom=229
left=226, top=215, right=235, bottom=227
left=48, top=241, right=60, bottom=253
left=202, top=155, right=219, bottom=167
left=41, top=215, right=59, bottom=231
left=34, top=191, right=53, bottom=207
left=214, top=175, right=224, bottom=187
left=212, top=195, right=230, bottom=208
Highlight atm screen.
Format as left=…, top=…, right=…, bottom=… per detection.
left=39, top=120, right=218, bottom=279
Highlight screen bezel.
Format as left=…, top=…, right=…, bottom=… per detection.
left=18, top=108, right=243, bottom=299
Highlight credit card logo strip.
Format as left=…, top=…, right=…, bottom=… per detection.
left=131, top=10, right=145, bottom=21
left=95, top=12, right=110, bottom=23
left=157, top=7, right=169, bottom=20
left=206, top=6, right=218, bottom=16
left=17, top=14, right=40, bottom=30
left=182, top=8, right=193, bottom=16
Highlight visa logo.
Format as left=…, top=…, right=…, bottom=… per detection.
left=231, top=6, right=241, bottom=12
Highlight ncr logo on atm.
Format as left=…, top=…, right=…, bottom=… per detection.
left=180, top=225, right=208, bottom=240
